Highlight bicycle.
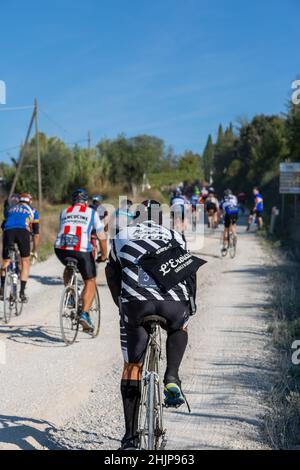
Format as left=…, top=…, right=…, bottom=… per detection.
left=59, top=257, right=101, bottom=345
left=3, top=245, right=24, bottom=323
left=220, top=229, right=237, bottom=259
left=138, top=315, right=167, bottom=450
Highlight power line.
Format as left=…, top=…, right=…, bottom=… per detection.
left=0, top=105, right=34, bottom=112
left=0, top=145, right=21, bottom=155
left=40, top=108, right=72, bottom=136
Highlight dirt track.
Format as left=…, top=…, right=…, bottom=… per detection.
left=0, top=224, right=272, bottom=450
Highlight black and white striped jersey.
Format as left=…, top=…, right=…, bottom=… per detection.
left=108, top=221, right=190, bottom=303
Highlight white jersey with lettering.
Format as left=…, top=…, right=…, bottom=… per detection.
left=55, top=203, right=103, bottom=252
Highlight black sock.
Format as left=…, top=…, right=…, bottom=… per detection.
left=121, top=379, right=141, bottom=442
left=20, top=280, right=27, bottom=295
left=164, top=329, right=188, bottom=386
left=1, top=276, right=5, bottom=288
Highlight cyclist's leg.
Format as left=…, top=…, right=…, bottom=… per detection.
left=256, top=211, right=263, bottom=229
left=119, top=302, right=154, bottom=446
left=81, top=278, right=96, bottom=312
left=16, top=230, right=31, bottom=298
left=247, top=210, right=254, bottom=231
left=1, top=230, right=14, bottom=290
left=161, top=301, right=189, bottom=387
left=77, top=252, right=97, bottom=330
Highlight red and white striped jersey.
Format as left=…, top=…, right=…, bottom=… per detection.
left=55, top=204, right=103, bottom=253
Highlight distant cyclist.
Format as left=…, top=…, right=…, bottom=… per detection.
left=108, top=199, right=135, bottom=241
left=90, top=195, right=108, bottom=228
left=190, top=188, right=201, bottom=211
left=106, top=200, right=192, bottom=450
left=90, top=195, right=108, bottom=262
left=0, top=193, right=40, bottom=302
left=220, top=189, right=239, bottom=255
left=247, top=187, right=264, bottom=231
left=205, top=188, right=219, bottom=229
left=55, top=189, right=108, bottom=332
left=170, top=188, right=189, bottom=235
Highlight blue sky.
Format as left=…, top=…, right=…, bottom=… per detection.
left=0, top=0, right=299, bottom=163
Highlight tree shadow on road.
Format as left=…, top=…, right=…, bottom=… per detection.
left=0, top=324, right=64, bottom=347
left=0, top=414, right=68, bottom=450
left=30, top=275, right=63, bottom=286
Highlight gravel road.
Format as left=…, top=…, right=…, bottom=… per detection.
left=0, top=224, right=272, bottom=450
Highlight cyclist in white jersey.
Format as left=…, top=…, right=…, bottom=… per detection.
left=55, top=189, right=108, bottom=332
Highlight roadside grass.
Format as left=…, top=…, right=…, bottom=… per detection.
left=38, top=203, right=63, bottom=261
left=264, top=259, right=300, bottom=449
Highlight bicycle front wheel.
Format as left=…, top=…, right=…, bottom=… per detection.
left=59, top=285, right=79, bottom=345
left=89, top=287, right=101, bottom=338
left=3, top=275, right=15, bottom=324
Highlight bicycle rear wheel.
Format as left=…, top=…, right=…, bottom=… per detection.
left=15, top=277, right=24, bottom=317
left=229, top=233, right=237, bottom=258
left=89, top=287, right=101, bottom=337
left=138, top=329, right=166, bottom=450
left=59, top=285, right=79, bottom=345
left=220, top=232, right=227, bottom=257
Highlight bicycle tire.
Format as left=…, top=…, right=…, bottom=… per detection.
left=89, top=287, right=101, bottom=338
left=229, top=233, right=237, bottom=258
left=59, top=285, right=79, bottom=345
left=15, top=277, right=24, bottom=317
left=220, top=232, right=227, bottom=257
left=147, top=373, right=156, bottom=450
left=3, top=275, right=13, bottom=324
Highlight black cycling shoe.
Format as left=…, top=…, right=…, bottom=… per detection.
left=119, top=437, right=139, bottom=451
left=20, top=292, right=28, bottom=303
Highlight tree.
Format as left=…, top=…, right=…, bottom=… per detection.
left=97, top=134, right=164, bottom=194
left=202, top=134, right=214, bottom=181
left=178, top=151, right=203, bottom=183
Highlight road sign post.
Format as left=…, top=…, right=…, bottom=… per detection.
left=279, top=162, right=300, bottom=226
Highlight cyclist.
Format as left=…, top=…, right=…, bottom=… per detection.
left=55, top=189, right=108, bottom=332
left=89, top=195, right=108, bottom=262
left=237, top=192, right=247, bottom=215
left=220, top=189, right=239, bottom=255
left=106, top=200, right=192, bottom=450
left=170, top=188, right=189, bottom=235
left=205, top=188, right=219, bottom=229
left=108, top=199, right=135, bottom=241
left=247, top=187, right=264, bottom=231
left=0, top=193, right=40, bottom=302
left=90, top=195, right=109, bottom=228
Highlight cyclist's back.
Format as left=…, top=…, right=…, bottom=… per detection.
left=55, top=203, right=101, bottom=253
left=105, top=200, right=193, bottom=450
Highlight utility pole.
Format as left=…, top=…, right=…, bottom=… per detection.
left=34, top=98, right=42, bottom=211
left=9, top=105, right=36, bottom=198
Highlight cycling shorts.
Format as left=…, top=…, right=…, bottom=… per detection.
left=206, top=202, right=217, bottom=213
left=224, top=213, right=238, bottom=228
left=55, top=248, right=96, bottom=280
left=2, top=229, right=31, bottom=259
left=120, top=300, right=190, bottom=363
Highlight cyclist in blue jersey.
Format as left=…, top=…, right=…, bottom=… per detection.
left=220, top=189, right=239, bottom=255
left=0, top=193, right=40, bottom=302
left=247, top=187, right=264, bottom=231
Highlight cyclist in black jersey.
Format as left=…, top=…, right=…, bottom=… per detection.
left=106, top=200, right=194, bottom=450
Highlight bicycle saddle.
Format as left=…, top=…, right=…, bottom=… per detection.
left=141, top=315, right=167, bottom=327
left=65, top=257, right=79, bottom=268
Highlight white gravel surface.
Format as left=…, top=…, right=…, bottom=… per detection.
left=0, top=224, right=272, bottom=450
